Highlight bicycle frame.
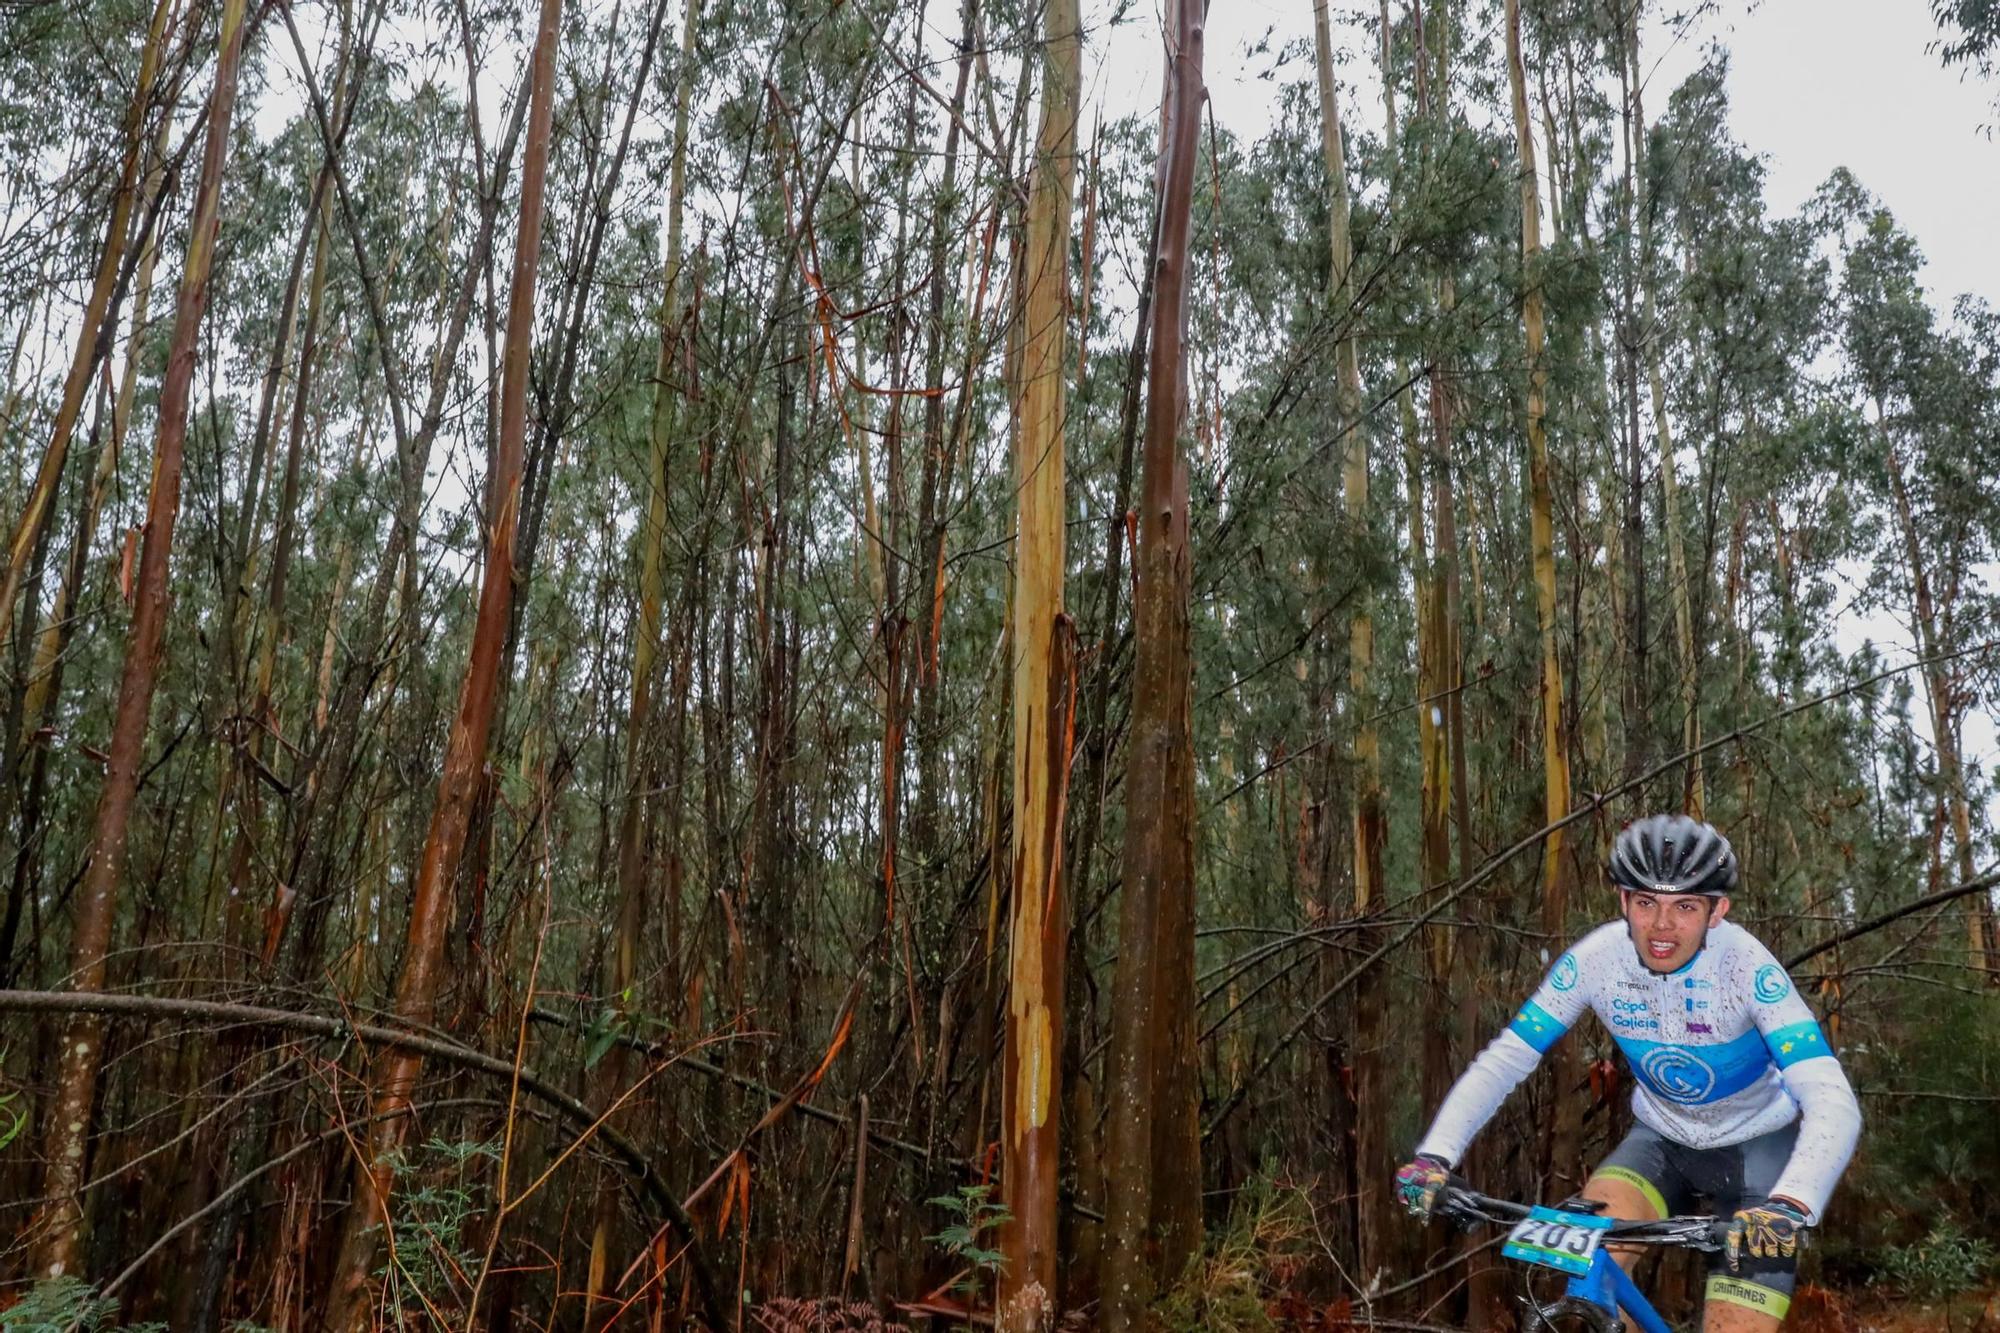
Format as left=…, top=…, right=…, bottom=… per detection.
left=1434, top=1185, right=1721, bottom=1333
left=1547, top=1244, right=1673, bottom=1333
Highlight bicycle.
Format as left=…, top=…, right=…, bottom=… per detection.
left=1432, top=1182, right=1729, bottom=1333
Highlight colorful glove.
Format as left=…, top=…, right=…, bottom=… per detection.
left=1726, top=1198, right=1809, bottom=1271
left=1394, top=1153, right=1451, bottom=1218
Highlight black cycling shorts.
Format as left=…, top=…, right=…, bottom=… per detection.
left=1591, top=1120, right=1799, bottom=1321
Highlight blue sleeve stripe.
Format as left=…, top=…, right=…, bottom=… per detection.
left=1764, top=1019, right=1830, bottom=1069
left=1509, top=999, right=1568, bottom=1054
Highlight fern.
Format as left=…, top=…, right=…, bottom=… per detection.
left=0, top=1276, right=168, bottom=1333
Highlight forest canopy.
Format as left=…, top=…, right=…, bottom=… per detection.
left=0, top=0, right=1995, bottom=1328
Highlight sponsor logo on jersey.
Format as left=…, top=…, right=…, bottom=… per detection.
left=1613, top=998, right=1649, bottom=1014
left=1686, top=1021, right=1714, bottom=1034
left=1638, top=1047, right=1718, bottom=1104
left=1683, top=976, right=1713, bottom=990
left=1753, top=964, right=1790, bottom=1004
left=1551, top=952, right=1580, bottom=992
left=1617, top=979, right=1648, bottom=992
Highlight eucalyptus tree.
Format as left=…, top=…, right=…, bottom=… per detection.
left=321, top=0, right=562, bottom=1321
left=31, top=0, right=250, bottom=1279
left=998, top=0, right=1080, bottom=1321
left=1832, top=190, right=2000, bottom=973
left=1932, top=0, right=2000, bottom=120
left=1102, top=0, right=1206, bottom=1322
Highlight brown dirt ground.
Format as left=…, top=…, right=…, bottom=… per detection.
left=1788, top=1282, right=2000, bottom=1332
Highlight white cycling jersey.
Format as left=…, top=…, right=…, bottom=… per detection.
left=1414, top=918, right=1862, bottom=1220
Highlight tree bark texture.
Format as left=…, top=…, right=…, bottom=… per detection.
left=999, top=0, right=1081, bottom=1322
left=1101, top=1, right=1205, bottom=1324
left=0, top=0, right=177, bottom=654
left=1507, top=0, right=1583, bottom=1192
left=320, top=0, right=561, bottom=1321
left=29, top=0, right=247, bottom=1280
left=586, top=0, right=700, bottom=1317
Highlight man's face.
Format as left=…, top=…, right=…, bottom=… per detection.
left=1621, top=889, right=1729, bottom=974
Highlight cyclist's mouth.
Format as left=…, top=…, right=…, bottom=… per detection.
left=1647, top=939, right=1678, bottom=960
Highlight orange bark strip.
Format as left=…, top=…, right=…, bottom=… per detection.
left=318, top=0, right=564, bottom=1323
left=30, top=0, right=245, bottom=1280
left=998, top=0, right=1082, bottom=1322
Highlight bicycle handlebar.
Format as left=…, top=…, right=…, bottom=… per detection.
left=1434, top=1183, right=1728, bottom=1253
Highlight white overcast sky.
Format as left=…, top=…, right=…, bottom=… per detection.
left=1083, top=0, right=2000, bottom=307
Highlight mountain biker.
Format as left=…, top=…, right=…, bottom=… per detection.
left=1394, top=814, right=1862, bottom=1332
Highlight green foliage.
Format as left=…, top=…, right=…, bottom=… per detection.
left=371, top=1137, right=502, bottom=1312
left=0, top=1277, right=166, bottom=1333
left=924, top=1183, right=1010, bottom=1296
left=1155, top=1177, right=1309, bottom=1333
left=1932, top=0, right=2000, bottom=78
left=1875, top=1219, right=1997, bottom=1302
left=2, top=0, right=1998, bottom=1321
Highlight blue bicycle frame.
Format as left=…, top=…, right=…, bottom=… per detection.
left=1441, top=1186, right=1722, bottom=1333
left=1559, top=1245, right=1673, bottom=1333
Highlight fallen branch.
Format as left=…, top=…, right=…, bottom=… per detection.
left=527, top=1005, right=941, bottom=1166
left=1785, top=868, right=2000, bottom=970
left=0, top=988, right=727, bottom=1329
left=1202, top=639, right=2000, bottom=1139
left=105, top=1096, right=507, bottom=1296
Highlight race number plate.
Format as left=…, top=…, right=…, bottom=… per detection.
left=1502, top=1206, right=1615, bottom=1276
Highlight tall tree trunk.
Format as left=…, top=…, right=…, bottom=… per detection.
left=29, top=0, right=248, bottom=1279
left=1411, top=0, right=1460, bottom=1146
left=1311, top=1, right=1386, bottom=1283
left=1101, top=1, right=1204, bottom=1323
left=1616, top=18, right=1650, bottom=787
left=585, top=1, right=699, bottom=1319
left=0, top=0, right=177, bottom=652
left=0, top=109, right=171, bottom=985
left=320, top=0, right=560, bottom=1321
left=1624, top=5, right=1703, bottom=815
left=266, top=2, right=532, bottom=977
left=1066, top=150, right=1160, bottom=1315
left=1505, top=0, right=1582, bottom=1193
left=999, top=0, right=1080, bottom=1321
left=1882, top=427, right=1990, bottom=975
left=911, top=0, right=979, bottom=945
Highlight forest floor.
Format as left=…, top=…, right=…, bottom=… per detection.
left=1855, top=1291, right=2000, bottom=1332
left=1787, top=1283, right=1998, bottom=1333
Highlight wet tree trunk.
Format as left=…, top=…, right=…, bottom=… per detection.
left=1311, top=0, right=1382, bottom=1281
left=998, top=0, right=1080, bottom=1320
left=0, top=0, right=176, bottom=651
left=1101, top=1, right=1204, bottom=1324
left=1882, top=428, right=1991, bottom=975
left=1506, top=0, right=1582, bottom=1193
left=1624, top=6, right=1704, bottom=816
left=319, top=0, right=560, bottom=1321
left=1616, top=20, right=1650, bottom=788
left=584, top=1, right=699, bottom=1318
left=30, top=0, right=249, bottom=1280
left=0, top=113, right=169, bottom=985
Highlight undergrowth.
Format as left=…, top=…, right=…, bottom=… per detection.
left=1155, top=1177, right=1314, bottom=1333
left=0, top=1276, right=164, bottom=1333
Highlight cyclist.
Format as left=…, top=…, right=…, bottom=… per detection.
left=1394, top=814, right=1862, bottom=1332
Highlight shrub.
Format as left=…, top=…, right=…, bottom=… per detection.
left=1874, top=1219, right=1996, bottom=1302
